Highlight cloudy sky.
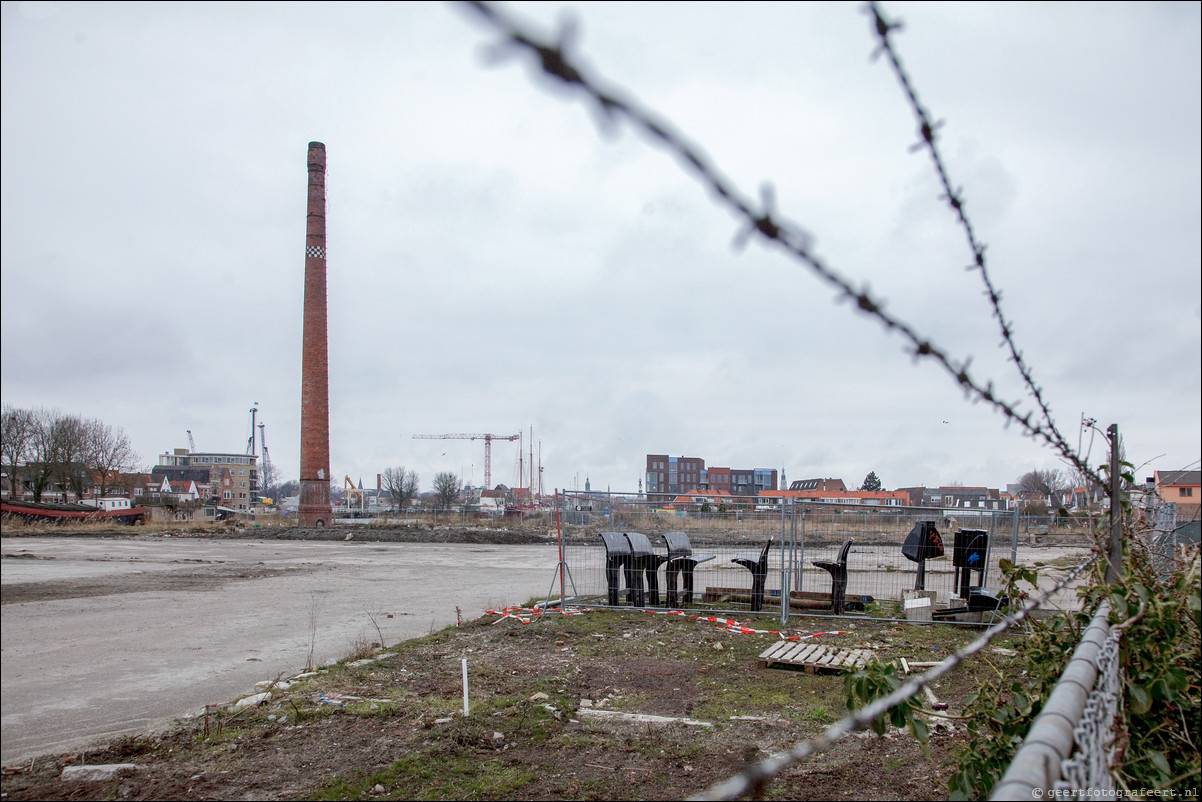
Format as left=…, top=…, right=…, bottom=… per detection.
left=3, top=1, right=1199, bottom=497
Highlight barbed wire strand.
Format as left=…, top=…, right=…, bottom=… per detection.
left=864, top=2, right=1078, bottom=479
left=689, top=553, right=1100, bottom=801
left=459, top=0, right=1104, bottom=489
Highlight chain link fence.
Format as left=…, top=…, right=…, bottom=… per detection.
left=990, top=601, right=1124, bottom=799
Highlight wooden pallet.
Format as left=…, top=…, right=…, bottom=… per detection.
left=758, top=642, right=874, bottom=673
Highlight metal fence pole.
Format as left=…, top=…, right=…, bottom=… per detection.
left=780, top=499, right=790, bottom=626
left=1011, top=505, right=1019, bottom=566
left=790, top=500, right=798, bottom=610
left=1106, top=424, right=1122, bottom=583
left=556, top=489, right=565, bottom=603
left=797, top=502, right=806, bottom=595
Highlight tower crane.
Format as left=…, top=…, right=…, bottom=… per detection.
left=412, top=433, right=519, bottom=490
left=186, top=430, right=196, bottom=452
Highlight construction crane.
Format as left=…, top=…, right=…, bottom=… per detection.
left=412, top=433, right=519, bottom=490
left=186, top=430, right=196, bottom=452
left=343, top=475, right=368, bottom=510
left=258, top=423, right=271, bottom=498
left=245, top=404, right=259, bottom=455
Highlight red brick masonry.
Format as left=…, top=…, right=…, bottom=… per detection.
left=299, top=141, right=332, bottom=527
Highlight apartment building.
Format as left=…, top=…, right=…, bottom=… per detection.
left=645, top=454, right=777, bottom=502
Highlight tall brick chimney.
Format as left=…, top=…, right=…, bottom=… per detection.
left=298, top=141, right=333, bottom=527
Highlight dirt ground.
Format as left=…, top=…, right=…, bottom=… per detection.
left=0, top=522, right=1030, bottom=800
left=0, top=608, right=994, bottom=802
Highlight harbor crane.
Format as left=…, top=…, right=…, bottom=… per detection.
left=412, top=433, right=519, bottom=490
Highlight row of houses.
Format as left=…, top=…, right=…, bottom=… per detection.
left=657, top=481, right=1013, bottom=512
left=645, top=454, right=1020, bottom=511
left=653, top=471, right=1201, bottom=523
left=2, top=467, right=250, bottom=510
left=2, top=448, right=262, bottom=512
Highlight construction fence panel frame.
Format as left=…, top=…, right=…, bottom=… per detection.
left=557, top=492, right=1021, bottom=619
left=990, top=602, right=1122, bottom=799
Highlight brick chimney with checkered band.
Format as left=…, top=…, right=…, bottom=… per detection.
left=298, top=141, right=333, bottom=527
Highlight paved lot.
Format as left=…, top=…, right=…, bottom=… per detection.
left=0, top=536, right=559, bottom=765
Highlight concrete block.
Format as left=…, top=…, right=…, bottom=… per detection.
left=903, top=590, right=937, bottom=621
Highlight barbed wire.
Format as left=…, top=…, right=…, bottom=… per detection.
left=864, top=2, right=1089, bottom=484
left=458, top=0, right=1106, bottom=489
left=690, top=553, right=1100, bottom=800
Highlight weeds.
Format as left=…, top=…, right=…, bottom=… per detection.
left=345, top=629, right=375, bottom=662
left=363, top=608, right=386, bottom=649
left=305, top=592, right=322, bottom=672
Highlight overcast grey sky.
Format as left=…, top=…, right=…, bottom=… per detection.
left=3, top=1, right=1199, bottom=496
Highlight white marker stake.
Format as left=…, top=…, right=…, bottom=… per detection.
left=461, top=658, right=469, bottom=716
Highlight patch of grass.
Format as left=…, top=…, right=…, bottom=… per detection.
left=312, top=754, right=535, bottom=801
left=342, top=699, right=401, bottom=717
left=601, top=691, right=651, bottom=712
left=692, top=669, right=848, bottom=724
left=798, top=702, right=834, bottom=723
left=552, top=731, right=611, bottom=750
left=192, top=725, right=251, bottom=747
left=476, top=694, right=568, bottom=739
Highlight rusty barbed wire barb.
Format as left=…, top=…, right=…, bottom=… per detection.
left=460, top=0, right=1103, bottom=487
left=864, top=2, right=1096, bottom=485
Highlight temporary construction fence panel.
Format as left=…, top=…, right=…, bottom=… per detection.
left=554, top=492, right=1052, bottom=619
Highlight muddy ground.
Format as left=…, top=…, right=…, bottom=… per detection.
left=0, top=523, right=546, bottom=605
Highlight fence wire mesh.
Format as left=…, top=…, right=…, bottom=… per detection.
left=1055, top=624, right=1123, bottom=794
left=552, top=492, right=1075, bottom=618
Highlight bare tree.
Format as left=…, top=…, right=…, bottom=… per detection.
left=1016, top=468, right=1068, bottom=497
left=14, top=408, right=140, bottom=503
left=51, top=414, right=92, bottom=501
left=277, top=479, right=300, bottom=500
left=260, top=459, right=282, bottom=501
left=1016, top=469, right=1070, bottom=512
left=26, top=407, right=66, bottom=502
left=89, top=419, right=139, bottom=499
left=432, top=472, right=461, bottom=509
left=381, top=466, right=419, bottom=511
left=1, top=404, right=36, bottom=498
